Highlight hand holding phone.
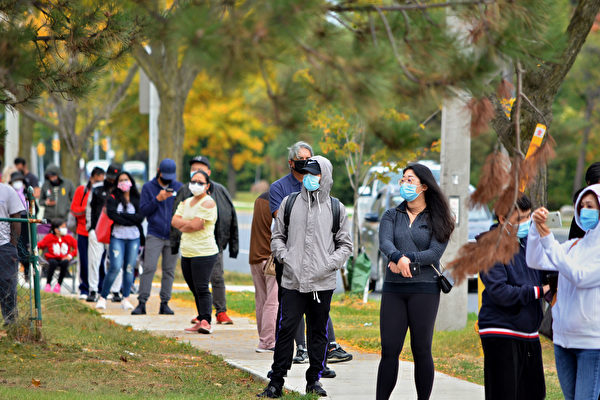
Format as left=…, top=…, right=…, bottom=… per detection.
left=545, top=211, right=562, bottom=228
left=409, top=262, right=420, bottom=276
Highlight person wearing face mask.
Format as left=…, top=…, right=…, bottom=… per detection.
left=86, top=163, right=123, bottom=303
left=96, top=172, right=144, bottom=311
left=171, top=170, right=219, bottom=334
left=37, top=219, right=77, bottom=294
left=259, top=156, right=352, bottom=398
left=477, top=195, right=548, bottom=400
left=71, top=167, right=105, bottom=299
left=269, top=142, right=352, bottom=377
left=131, top=159, right=182, bottom=316
left=14, top=157, right=40, bottom=199
left=527, top=184, right=600, bottom=400
left=40, top=164, right=75, bottom=223
left=170, top=155, right=238, bottom=325
left=376, top=163, right=455, bottom=400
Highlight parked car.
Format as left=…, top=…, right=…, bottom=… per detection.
left=360, top=181, right=493, bottom=292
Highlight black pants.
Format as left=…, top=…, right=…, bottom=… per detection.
left=0, top=243, right=19, bottom=324
left=181, top=254, right=218, bottom=323
left=270, top=288, right=333, bottom=388
left=480, top=336, right=545, bottom=400
left=275, top=260, right=336, bottom=348
left=376, top=291, right=440, bottom=400
left=46, top=258, right=69, bottom=286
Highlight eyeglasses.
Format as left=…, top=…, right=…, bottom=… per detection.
left=399, top=177, right=419, bottom=185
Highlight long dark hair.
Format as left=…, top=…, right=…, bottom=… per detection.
left=404, top=163, right=455, bottom=242
left=112, top=171, right=140, bottom=207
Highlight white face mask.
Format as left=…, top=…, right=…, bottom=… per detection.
left=11, top=181, right=24, bottom=190
left=58, top=227, right=68, bottom=236
left=189, top=183, right=206, bottom=196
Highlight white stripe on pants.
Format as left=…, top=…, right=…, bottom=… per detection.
left=88, top=229, right=121, bottom=293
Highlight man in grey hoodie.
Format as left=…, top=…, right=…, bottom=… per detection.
left=258, top=156, right=352, bottom=398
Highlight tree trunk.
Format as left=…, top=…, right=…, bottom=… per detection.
left=60, top=134, right=81, bottom=185
left=19, top=112, right=35, bottom=165
left=227, top=148, right=237, bottom=198
left=573, top=96, right=595, bottom=194
left=157, top=94, right=186, bottom=180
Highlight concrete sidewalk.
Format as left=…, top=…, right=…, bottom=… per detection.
left=84, top=288, right=484, bottom=399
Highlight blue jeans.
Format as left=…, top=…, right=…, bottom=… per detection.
left=100, top=237, right=139, bottom=299
left=554, top=344, right=600, bottom=400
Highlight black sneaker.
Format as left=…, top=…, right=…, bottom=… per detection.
left=159, top=302, right=174, bottom=315
left=321, top=366, right=336, bottom=378
left=257, top=384, right=282, bottom=398
left=306, top=381, right=327, bottom=397
left=292, top=346, right=308, bottom=364
left=327, top=343, right=353, bottom=363
left=111, top=292, right=122, bottom=303
left=131, top=302, right=146, bottom=315
left=86, top=291, right=98, bottom=302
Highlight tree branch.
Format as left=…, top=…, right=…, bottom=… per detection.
left=81, top=64, right=139, bottom=138
left=374, top=6, right=420, bottom=84
left=131, top=42, right=170, bottom=95
left=329, top=0, right=495, bottom=13
left=17, top=105, right=60, bottom=132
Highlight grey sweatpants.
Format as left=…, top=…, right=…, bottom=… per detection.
left=138, top=234, right=178, bottom=304
left=211, top=252, right=227, bottom=314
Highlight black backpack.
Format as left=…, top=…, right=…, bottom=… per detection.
left=283, top=191, right=341, bottom=238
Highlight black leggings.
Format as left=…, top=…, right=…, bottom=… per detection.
left=376, top=291, right=440, bottom=400
left=46, top=259, right=69, bottom=286
left=181, top=254, right=218, bottom=323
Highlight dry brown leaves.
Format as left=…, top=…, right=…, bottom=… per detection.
left=470, top=151, right=511, bottom=207
left=449, top=225, right=520, bottom=283
left=468, top=97, right=495, bottom=137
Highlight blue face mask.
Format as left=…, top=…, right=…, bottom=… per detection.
left=399, top=183, right=421, bottom=202
left=303, top=174, right=320, bottom=191
left=517, top=219, right=531, bottom=238
left=580, top=208, right=599, bottom=231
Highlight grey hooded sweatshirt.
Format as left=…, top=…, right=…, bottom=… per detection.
left=271, top=155, right=353, bottom=293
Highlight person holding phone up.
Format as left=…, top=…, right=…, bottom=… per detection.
left=376, top=163, right=455, bottom=400
left=132, top=159, right=183, bottom=315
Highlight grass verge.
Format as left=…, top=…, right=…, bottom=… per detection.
left=0, top=291, right=313, bottom=399
left=153, top=264, right=254, bottom=287
left=172, top=291, right=563, bottom=399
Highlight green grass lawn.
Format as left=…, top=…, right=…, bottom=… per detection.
left=172, top=291, right=564, bottom=399
left=0, top=291, right=314, bottom=399
left=153, top=263, right=254, bottom=286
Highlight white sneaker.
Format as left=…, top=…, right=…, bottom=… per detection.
left=79, top=293, right=88, bottom=300
left=95, top=297, right=106, bottom=309
left=122, top=299, right=134, bottom=310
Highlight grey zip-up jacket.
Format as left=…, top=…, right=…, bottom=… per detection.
left=271, top=156, right=353, bottom=293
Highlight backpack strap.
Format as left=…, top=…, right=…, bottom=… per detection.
left=283, top=191, right=300, bottom=239
left=283, top=192, right=342, bottom=238
left=330, top=196, right=341, bottom=235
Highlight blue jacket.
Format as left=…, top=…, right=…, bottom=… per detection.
left=269, top=173, right=302, bottom=216
left=140, top=177, right=183, bottom=240
left=478, top=232, right=546, bottom=340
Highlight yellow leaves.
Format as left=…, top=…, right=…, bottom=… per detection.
left=292, top=68, right=315, bottom=85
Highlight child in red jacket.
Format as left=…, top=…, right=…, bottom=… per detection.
left=38, top=219, right=77, bottom=293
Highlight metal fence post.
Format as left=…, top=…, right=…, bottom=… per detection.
left=26, top=187, right=42, bottom=329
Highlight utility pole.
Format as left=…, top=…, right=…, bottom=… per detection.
left=436, top=13, right=472, bottom=331
left=4, top=108, right=19, bottom=166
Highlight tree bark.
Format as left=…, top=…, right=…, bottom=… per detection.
left=490, top=0, right=600, bottom=208
left=19, top=112, right=35, bottom=165
left=227, top=147, right=237, bottom=198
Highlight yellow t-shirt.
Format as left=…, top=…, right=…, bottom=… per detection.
left=175, top=195, right=219, bottom=258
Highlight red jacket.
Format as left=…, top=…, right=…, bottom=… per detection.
left=71, top=185, right=91, bottom=236
left=38, top=233, right=77, bottom=260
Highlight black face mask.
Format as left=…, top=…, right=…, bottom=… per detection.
left=292, top=159, right=308, bottom=173
left=160, top=177, right=172, bottom=186
left=49, top=177, right=60, bottom=186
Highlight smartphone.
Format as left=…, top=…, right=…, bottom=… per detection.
left=546, top=211, right=562, bottom=228
left=165, top=188, right=174, bottom=193
left=409, top=262, right=421, bottom=276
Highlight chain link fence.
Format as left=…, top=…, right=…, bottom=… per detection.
left=2, top=188, right=43, bottom=341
